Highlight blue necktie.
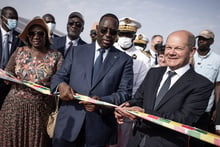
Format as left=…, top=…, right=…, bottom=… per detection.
left=154, top=71, right=176, bottom=109
left=1, top=34, right=9, bottom=69
left=92, top=48, right=105, bottom=84
left=155, top=53, right=158, bottom=65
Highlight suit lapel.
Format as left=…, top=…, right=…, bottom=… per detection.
left=85, top=44, right=96, bottom=87
left=91, top=47, right=119, bottom=88
left=0, top=30, right=2, bottom=63
left=149, top=67, right=166, bottom=110
left=155, top=68, right=194, bottom=110
left=78, top=38, right=86, bottom=45
left=10, top=31, right=19, bottom=55
left=56, top=36, right=66, bottom=56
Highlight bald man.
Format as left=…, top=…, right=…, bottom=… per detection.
left=115, top=30, right=213, bottom=147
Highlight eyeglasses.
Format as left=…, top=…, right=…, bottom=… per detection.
left=198, top=36, right=210, bottom=41
left=99, top=27, right=118, bottom=36
left=90, top=31, right=97, bottom=35
left=68, top=22, right=82, bottom=28
left=46, top=20, right=55, bottom=23
left=28, top=31, right=45, bottom=37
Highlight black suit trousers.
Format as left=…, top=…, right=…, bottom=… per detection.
left=0, top=80, right=11, bottom=109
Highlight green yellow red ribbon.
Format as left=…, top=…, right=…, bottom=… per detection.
left=127, top=111, right=220, bottom=146
left=1, top=68, right=220, bottom=145
left=74, top=94, right=118, bottom=108
left=71, top=94, right=220, bottom=146
left=0, top=69, right=51, bottom=95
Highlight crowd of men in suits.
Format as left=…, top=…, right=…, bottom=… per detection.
left=1, top=5, right=220, bottom=147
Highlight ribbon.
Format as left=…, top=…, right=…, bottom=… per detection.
left=1, top=68, right=220, bottom=145
left=127, top=111, right=220, bottom=146
left=0, top=69, right=51, bottom=95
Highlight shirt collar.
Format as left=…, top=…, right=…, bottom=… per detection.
left=1, top=27, right=13, bottom=43
left=95, top=41, right=101, bottom=51
left=1, top=27, right=12, bottom=36
left=166, top=64, right=190, bottom=77
left=95, top=41, right=110, bottom=51
left=66, top=36, right=80, bottom=46
left=196, top=50, right=212, bottom=59
left=149, top=49, right=157, bottom=57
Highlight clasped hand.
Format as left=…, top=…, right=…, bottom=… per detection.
left=114, top=102, right=144, bottom=124
left=58, top=82, right=100, bottom=112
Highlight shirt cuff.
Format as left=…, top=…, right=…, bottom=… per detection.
left=216, top=125, right=220, bottom=130
left=54, top=82, right=65, bottom=95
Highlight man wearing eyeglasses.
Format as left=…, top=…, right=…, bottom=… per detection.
left=51, top=11, right=87, bottom=58
left=0, top=6, right=22, bottom=109
left=51, top=13, right=133, bottom=147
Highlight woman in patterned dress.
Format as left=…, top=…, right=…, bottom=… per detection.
left=0, top=18, right=63, bottom=147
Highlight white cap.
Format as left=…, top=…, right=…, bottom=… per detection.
left=119, top=17, right=141, bottom=33
left=134, top=33, right=149, bottom=45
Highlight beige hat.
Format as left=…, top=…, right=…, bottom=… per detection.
left=19, top=18, right=51, bottom=43
left=134, top=33, right=149, bottom=45
left=197, top=30, right=215, bottom=39
left=119, top=17, right=141, bottom=33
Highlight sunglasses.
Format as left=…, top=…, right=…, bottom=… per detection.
left=99, top=27, right=118, bottom=36
left=90, top=31, right=97, bottom=35
left=28, top=31, right=45, bottom=37
left=68, top=22, right=82, bottom=28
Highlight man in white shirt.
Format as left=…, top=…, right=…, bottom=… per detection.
left=192, top=30, right=220, bottom=146
left=113, top=17, right=151, bottom=147
left=146, top=35, right=163, bottom=67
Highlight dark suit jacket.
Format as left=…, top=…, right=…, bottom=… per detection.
left=51, top=36, right=87, bottom=57
left=216, top=100, right=220, bottom=126
left=128, top=66, right=213, bottom=147
left=50, top=43, right=133, bottom=145
left=0, top=29, right=21, bottom=68
left=0, top=29, right=22, bottom=109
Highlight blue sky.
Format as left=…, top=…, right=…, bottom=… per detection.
left=1, top=0, right=220, bottom=54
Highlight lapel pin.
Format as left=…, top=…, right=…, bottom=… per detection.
left=132, top=54, right=137, bottom=59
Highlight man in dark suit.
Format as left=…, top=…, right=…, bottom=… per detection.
left=115, top=30, right=214, bottom=147
left=42, top=13, right=59, bottom=39
left=0, top=6, right=21, bottom=109
left=51, top=11, right=87, bottom=58
left=50, top=13, right=133, bottom=147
